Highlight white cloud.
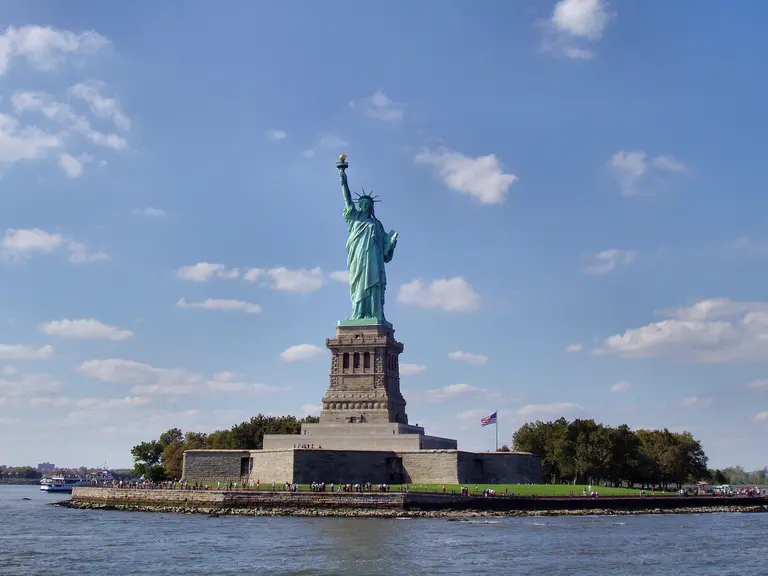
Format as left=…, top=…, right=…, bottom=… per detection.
left=77, top=361, right=273, bottom=404
left=610, top=381, right=631, bottom=393
left=245, top=266, right=324, bottom=294
left=651, top=155, right=689, bottom=173
left=12, top=90, right=128, bottom=151
left=176, top=262, right=239, bottom=281
left=0, top=344, right=54, bottom=360
left=680, top=396, right=712, bottom=409
left=68, top=80, right=130, bottom=130
left=67, top=241, right=110, bottom=264
left=129, top=384, right=199, bottom=396
left=329, top=270, right=349, bottom=283
left=303, top=134, right=349, bottom=159
left=58, top=153, right=92, bottom=178
left=0, top=373, right=60, bottom=397
left=206, top=372, right=283, bottom=395
left=1, top=228, right=108, bottom=264
left=457, top=408, right=491, bottom=420
left=0, top=25, right=108, bottom=76
left=77, top=358, right=203, bottom=395
left=0, top=30, right=118, bottom=175
left=28, top=395, right=76, bottom=407
left=553, top=0, right=611, bottom=39
left=755, top=411, right=768, bottom=422
left=266, top=129, right=287, bottom=140
left=399, top=363, right=426, bottom=375
left=415, top=147, right=517, bottom=205
left=398, top=277, right=480, bottom=311
left=608, top=150, right=689, bottom=197
left=731, top=237, right=768, bottom=254
left=85, top=131, right=127, bottom=150
left=423, top=383, right=482, bottom=403
left=448, top=351, right=488, bottom=365
left=565, top=343, right=583, bottom=353
left=41, top=318, right=132, bottom=341
left=60, top=396, right=150, bottom=410
left=281, top=344, right=324, bottom=362
left=582, top=249, right=635, bottom=275
left=302, top=404, right=322, bottom=416
left=595, top=298, right=768, bottom=363
left=2, top=366, right=17, bottom=375
left=457, top=408, right=512, bottom=421
left=176, top=297, right=261, bottom=314
left=0, top=113, right=61, bottom=165
left=60, top=396, right=153, bottom=427
left=516, top=402, right=583, bottom=417
left=134, top=207, right=166, bottom=217
left=349, top=90, right=404, bottom=122
left=543, top=0, right=613, bottom=60
left=1, top=228, right=63, bottom=256
left=748, top=379, right=768, bottom=391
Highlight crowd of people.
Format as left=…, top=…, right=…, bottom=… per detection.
left=83, top=478, right=768, bottom=497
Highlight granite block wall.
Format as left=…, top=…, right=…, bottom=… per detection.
left=248, top=450, right=295, bottom=484
left=292, top=450, right=396, bottom=484
left=400, top=451, right=459, bottom=484
left=456, top=452, right=542, bottom=484
left=182, top=448, right=542, bottom=486
left=71, top=487, right=406, bottom=510
left=181, top=450, right=249, bottom=484
left=73, top=487, right=224, bottom=505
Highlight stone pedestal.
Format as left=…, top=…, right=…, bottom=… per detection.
left=320, top=324, right=407, bottom=425
left=262, top=323, right=457, bottom=452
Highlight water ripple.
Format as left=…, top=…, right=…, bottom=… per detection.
left=1, top=486, right=767, bottom=575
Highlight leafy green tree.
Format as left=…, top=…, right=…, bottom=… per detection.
left=511, top=418, right=710, bottom=488
left=130, top=440, right=165, bottom=480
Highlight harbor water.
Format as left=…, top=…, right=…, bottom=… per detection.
left=1, top=485, right=766, bottom=575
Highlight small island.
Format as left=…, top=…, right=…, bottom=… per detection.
left=56, top=156, right=768, bottom=518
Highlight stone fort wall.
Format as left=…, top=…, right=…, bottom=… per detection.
left=182, top=449, right=541, bottom=485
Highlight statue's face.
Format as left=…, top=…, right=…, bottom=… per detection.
left=358, top=198, right=372, bottom=215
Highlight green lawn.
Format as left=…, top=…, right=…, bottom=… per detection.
left=201, top=482, right=672, bottom=496
left=405, top=484, right=672, bottom=496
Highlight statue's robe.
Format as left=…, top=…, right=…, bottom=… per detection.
left=343, top=204, right=394, bottom=322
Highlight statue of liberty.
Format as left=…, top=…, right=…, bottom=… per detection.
left=336, top=154, right=398, bottom=327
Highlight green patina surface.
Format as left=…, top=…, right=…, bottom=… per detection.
left=337, top=157, right=397, bottom=327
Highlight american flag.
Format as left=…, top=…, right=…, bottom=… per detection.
left=481, top=411, right=497, bottom=427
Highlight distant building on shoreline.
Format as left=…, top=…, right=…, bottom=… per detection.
left=37, top=462, right=55, bottom=472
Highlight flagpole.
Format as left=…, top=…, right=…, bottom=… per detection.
left=495, top=413, right=498, bottom=451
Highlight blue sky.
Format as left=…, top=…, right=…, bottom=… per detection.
left=1, top=0, right=767, bottom=470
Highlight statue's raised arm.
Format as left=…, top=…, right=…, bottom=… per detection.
left=334, top=153, right=396, bottom=328
left=337, top=153, right=354, bottom=210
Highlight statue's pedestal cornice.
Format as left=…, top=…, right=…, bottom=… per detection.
left=338, top=317, right=393, bottom=329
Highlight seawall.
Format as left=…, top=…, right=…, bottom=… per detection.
left=58, top=488, right=768, bottom=518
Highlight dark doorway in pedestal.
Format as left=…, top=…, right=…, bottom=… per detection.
left=386, top=456, right=404, bottom=484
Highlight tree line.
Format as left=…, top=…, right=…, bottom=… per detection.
left=720, top=465, right=768, bottom=485
left=131, top=414, right=319, bottom=480
left=130, top=412, right=754, bottom=488
left=0, top=467, right=42, bottom=480
left=511, top=418, right=720, bottom=489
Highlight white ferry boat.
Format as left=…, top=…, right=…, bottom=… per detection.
left=40, top=475, right=85, bottom=493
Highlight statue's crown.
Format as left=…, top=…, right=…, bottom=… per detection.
left=354, top=188, right=380, bottom=204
